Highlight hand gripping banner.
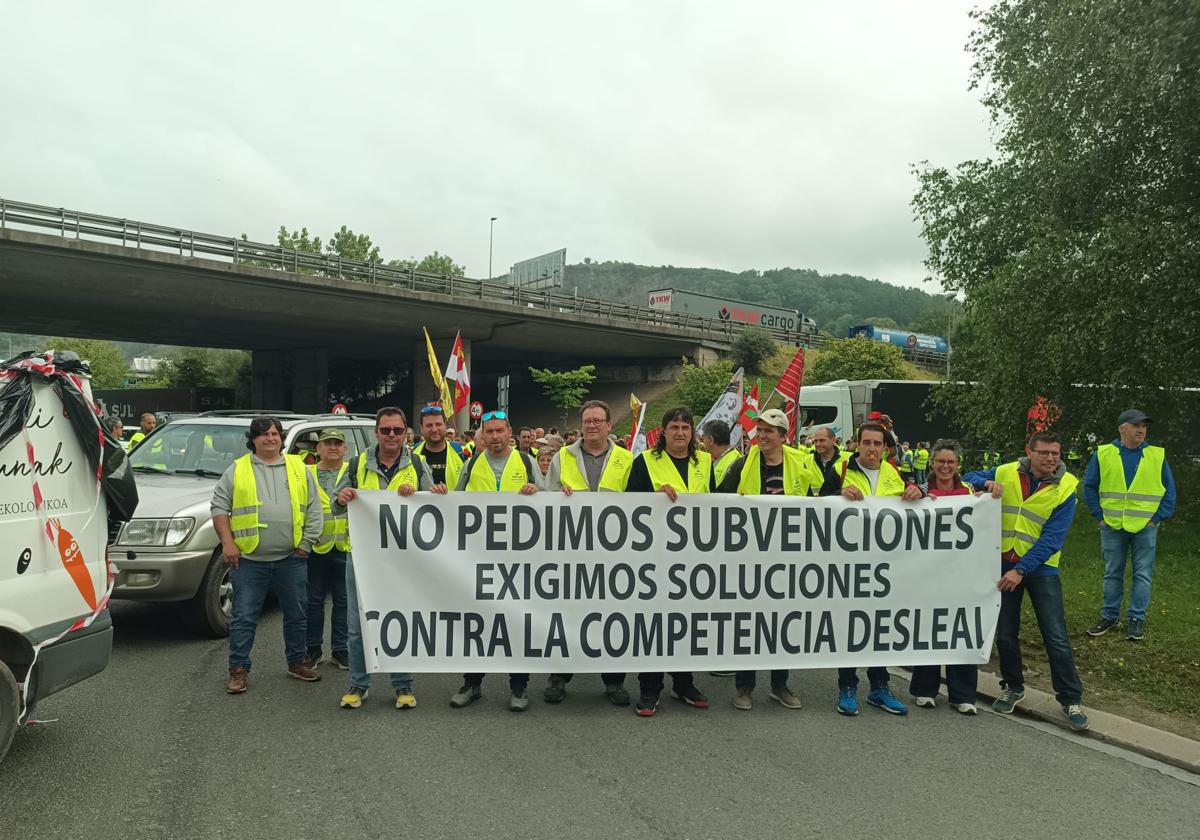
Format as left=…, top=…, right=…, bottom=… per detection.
left=348, top=493, right=1002, bottom=673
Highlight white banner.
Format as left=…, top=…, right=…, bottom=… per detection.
left=347, top=492, right=1002, bottom=673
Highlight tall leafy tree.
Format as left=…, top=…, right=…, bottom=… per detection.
left=804, top=338, right=921, bottom=385
left=727, top=327, right=777, bottom=375
left=47, top=337, right=128, bottom=388
left=913, top=0, right=1200, bottom=450
left=528, top=365, right=597, bottom=427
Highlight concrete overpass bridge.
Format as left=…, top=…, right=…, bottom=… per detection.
left=0, top=200, right=778, bottom=426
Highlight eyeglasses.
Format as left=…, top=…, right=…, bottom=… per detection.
left=420, top=405, right=444, bottom=415
left=1030, top=449, right=1060, bottom=457
left=377, top=427, right=405, bottom=436
left=581, top=418, right=607, bottom=426
left=481, top=410, right=507, bottom=421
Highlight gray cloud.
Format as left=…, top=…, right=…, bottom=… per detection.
left=1, top=2, right=994, bottom=290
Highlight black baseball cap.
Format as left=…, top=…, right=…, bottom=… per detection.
left=1116, top=409, right=1151, bottom=425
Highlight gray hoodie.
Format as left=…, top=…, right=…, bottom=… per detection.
left=210, top=454, right=323, bottom=562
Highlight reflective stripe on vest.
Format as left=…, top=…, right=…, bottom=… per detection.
left=841, top=460, right=906, bottom=497
left=996, top=461, right=1079, bottom=568
left=413, top=440, right=465, bottom=489
left=230, top=454, right=308, bottom=555
left=356, top=451, right=419, bottom=492
left=558, top=445, right=634, bottom=492
left=640, top=449, right=712, bottom=494
left=465, top=449, right=530, bottom=492
left=736, top=446, right=818, bottom=496
left=309, top=463, right=350, bottom=553
left=713, top=448, right=742, bottom=487
left=1097, top=444, right=1165, bottom=533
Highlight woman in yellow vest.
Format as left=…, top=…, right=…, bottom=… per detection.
left=1082, top=409, right=1175, bottom=641
left=332, top=407, right=441, bottom=711
left=625, top=406, right=714, bottom=717
left=450, top=410, right=540, bottom=712
left=962, top=430, right=1090, bottom=732
left=211, top=416, right=324, bottom=695
left=832, top=421, right=924, bottom=717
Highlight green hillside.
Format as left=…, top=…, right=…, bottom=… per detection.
left=565, top=261, right=954, bottom=337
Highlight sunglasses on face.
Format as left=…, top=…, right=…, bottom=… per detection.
left=481, top=410, right=507, bottom=421
left=420, top=405, right=444, bottom=415
left=377, top=427, right=405, bottom=436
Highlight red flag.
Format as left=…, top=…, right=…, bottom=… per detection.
left=443, top=331, right=471, bottom=414
left=645, top=426, right=662, bottom=450
left=772, top=348, right=806, bottom=443
left=737, top=380, right=760, bottom=438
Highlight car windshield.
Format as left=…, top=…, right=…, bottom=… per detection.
left=129, top=423, right=250, bottom=475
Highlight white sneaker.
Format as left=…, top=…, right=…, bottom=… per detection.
left=914, top=695, right=937, bottom=708
left=954, top=702, right=978, bottom=715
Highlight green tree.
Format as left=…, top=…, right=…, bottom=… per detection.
left=727, top=327, right=777, bottom=375
left=327, top=226, right=381, bottom=264
left=388, top=251, right=466, bottom=276
left=804, top=338, right=920, bottom=384
left=913, top=0, right=1200, bottom=451
left=47, top=337, right=128, bottom=388
left=528, top=364, right=597, bottom=427
left=164, top=348, right=218, bottom=387
left=908, top=307, right=957, bottom=338
left=863, top=316, right=899, bottom=329
left=671, top=360, right=735, bottom=420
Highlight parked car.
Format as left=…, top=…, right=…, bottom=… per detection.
left=114, top=412, right=376, bottom=637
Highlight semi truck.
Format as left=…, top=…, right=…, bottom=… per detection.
left=648, top=288, right=817, bottom=336
left=797, top=379, right=962, bottom=445
left=849, top=324, right=949, bottom=355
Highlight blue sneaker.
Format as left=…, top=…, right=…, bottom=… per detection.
left=867, top=685, right=908, bottom=715
left=837, top=686, right=858, bottom=716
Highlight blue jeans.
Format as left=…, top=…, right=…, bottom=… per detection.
left=995, top=568, right=1083, bottom=705
left=306, top=550, right=348, bottom=657
left=346, top=554, right=411, bottom=692
left=228, top=554, right=308, bottom=670
left=1100, top=524, right=1159, bottom=621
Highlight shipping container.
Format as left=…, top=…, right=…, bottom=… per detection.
left=648, top=288, right=817, bottom=335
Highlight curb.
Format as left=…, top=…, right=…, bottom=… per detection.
left=889, top=667, right=1200, bottom=775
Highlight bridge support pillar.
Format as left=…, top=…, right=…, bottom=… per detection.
left=251, top=350, right=287, bottom=410
left=290, top=347, right=329, bottom=413
left=413, top=336, right=471, bottom=432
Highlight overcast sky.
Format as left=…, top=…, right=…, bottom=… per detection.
left=1, top=2, right=994, bottom=289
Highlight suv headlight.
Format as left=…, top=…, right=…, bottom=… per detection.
left=118, top=517, right=196, bottom=547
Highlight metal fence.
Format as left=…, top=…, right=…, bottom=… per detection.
left=0, top=198, right=948, bottom=367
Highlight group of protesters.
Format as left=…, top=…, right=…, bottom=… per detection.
left=209, top=396, right=1175, bottom=732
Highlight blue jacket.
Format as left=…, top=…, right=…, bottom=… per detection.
left=1082, top=440, right=1175, bottom=525
left=962, top=464, right=1077, bottom=578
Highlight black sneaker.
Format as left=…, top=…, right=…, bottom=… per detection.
left=543, top=675, right=567, bottom=704
left=605, top=682, right=631, bottom=706
left=306, top=647, right=324, bottom=666
left=635, top=692, right=660, bottom=717
left=330, top=651, right=350, bottom=670
left=670, top=683, right=709, bottom=709
left=1086, top=617, right=1118, bottom=637
left=1126, top=618, right=1145, bottom=640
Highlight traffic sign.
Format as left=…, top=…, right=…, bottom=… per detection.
left=331, top=403, right=348, bottom=415
left=469, top=401, right=483, bottom=420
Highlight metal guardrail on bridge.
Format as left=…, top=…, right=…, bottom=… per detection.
left=0, top=198, right=948, bottom=367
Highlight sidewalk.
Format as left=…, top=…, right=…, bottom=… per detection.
left=891, top=668, right=1200, bottom=774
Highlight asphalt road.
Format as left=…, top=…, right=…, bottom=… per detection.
left=3, top=602, right=1199, bottom=840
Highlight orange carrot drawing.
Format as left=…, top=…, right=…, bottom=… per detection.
left=47, top=518, right=97, bottom=611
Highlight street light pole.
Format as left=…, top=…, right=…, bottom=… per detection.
left=488, top=217, right=498, bottom=279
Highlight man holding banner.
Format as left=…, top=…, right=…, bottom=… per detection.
left=333, top=407, right=440, bottom=711
left=625, top=406, right=714, bottom=716
left=543, top=399, right=635, bottom=706
left=833, top=421, right=924, bottom=716
left=451, top=409, right=540, bottom=711
left=717, top=408, right=816, bottom=711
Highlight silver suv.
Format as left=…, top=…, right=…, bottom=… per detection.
left=117, top=412, right=377, bottom=636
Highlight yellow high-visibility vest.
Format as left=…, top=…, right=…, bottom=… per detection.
left=737, top=446, right=820, bottom=496
left=413, top=440, right=465, bottom=490
left=712, top=448, right=742, bottom=487
left=997, top=461, right=1079, bottom=568
left=309, top=463, right=350, bottom=553
left=1097, top=444, right=1165, bottom=533
left=230, top=454, right=308, bottom=554
left=465, top=449, right=530, bottom=492
left=640, top=449, right=712, bottom=494
left=356, top=451, right=419, bottom=491
left=841, top=459, right=906, bottom=497
left=558, top=445, right=634, bottom=492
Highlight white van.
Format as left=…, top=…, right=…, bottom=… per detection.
left=0, top=361, right=115, bottom=764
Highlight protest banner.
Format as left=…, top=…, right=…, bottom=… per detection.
left=347, top=492, right=1001, bottom=673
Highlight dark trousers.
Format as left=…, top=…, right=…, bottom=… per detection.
left=638, top=672, right=695, bottom=694
left=909, top=664, right=978, bottom=704
left=306, top=550, right=348, bottom=657
left=996, top=569, right=1083, bottom=705
left=554, top=673, right=626, bottom=685
left=837, top=666, right=890, bottom=690
left=463, top=673, right=529, bottom=690
left=736, top=670, right=789, bottom=690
